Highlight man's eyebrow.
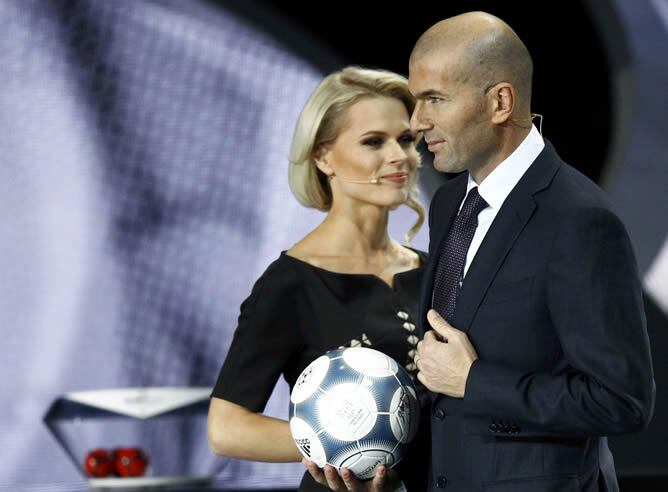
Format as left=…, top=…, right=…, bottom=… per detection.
left=413, top=89, right=448, bottom=99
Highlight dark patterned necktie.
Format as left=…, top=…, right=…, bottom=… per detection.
left=432, top=187, right=488, bottom=322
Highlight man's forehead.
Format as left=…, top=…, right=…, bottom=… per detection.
left=409, top=54, right=459, bottom=91
left=410, top=45, right=461, bottom=72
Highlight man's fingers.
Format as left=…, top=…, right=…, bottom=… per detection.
left=422, top=330, right=437, bottom=343
left=416, top=369, right=431, bottom=390
left=427, top=309, right=458, bottom=340
left=427, top=309, right=451, bottom=330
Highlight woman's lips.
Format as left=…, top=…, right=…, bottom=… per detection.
left=381, top=173, right=408, bottom=184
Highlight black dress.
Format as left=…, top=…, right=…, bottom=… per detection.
left=211, top=250, right=431, bottom=491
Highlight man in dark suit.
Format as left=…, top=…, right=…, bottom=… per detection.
left=410, top=11, right=655, bottom=492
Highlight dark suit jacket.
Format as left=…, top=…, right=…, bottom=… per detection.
left=419, top=141, right=655, bottom=491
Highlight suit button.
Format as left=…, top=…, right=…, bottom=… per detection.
left=489, top=423, right=498, bottom=433
left=434, top=408, right=446, bottom=420
left=436, top=476, right=448, bottom=488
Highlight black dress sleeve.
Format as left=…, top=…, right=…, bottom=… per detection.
left=211, top=257, right=302, bottom=412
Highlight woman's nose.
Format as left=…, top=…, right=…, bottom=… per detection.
left=386, top=140, right=409, bottom=164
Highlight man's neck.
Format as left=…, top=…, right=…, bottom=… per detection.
left=470, top=126, right=531, bottom=184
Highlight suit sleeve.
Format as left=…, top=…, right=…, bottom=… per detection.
left=463, top=206, right=655, bottom=437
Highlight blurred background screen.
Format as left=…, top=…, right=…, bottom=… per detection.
left=0, top=0, right=665, bottom=490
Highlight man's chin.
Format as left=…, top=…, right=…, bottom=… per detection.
left=433, top=159, right=460, bottom=174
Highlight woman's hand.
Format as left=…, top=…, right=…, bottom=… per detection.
left=303, top=459, right=402, bottom=492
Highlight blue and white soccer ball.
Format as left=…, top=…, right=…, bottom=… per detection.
left=289, top=347, right=420, bottom=480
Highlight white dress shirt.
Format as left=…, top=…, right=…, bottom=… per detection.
left=461, top=124, right=545, bottom=279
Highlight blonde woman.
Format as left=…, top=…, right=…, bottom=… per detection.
left=208, top=66, right=429, bottom=491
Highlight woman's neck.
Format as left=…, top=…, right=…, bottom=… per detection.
left=317, top=201, right=395, bottom=260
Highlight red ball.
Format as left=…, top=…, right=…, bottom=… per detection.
left=113, top=447, right=149, bottom=477
left=84, top=449, right=114, bottom=478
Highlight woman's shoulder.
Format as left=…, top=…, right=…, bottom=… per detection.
left=249, top=252, right=302, bottom=294
left=286, top=240, right=427, bottom=272
left=284, top=242, right=318, bottom=266
left=402, top=245, right=428, bottom=269
left=414, top=248, right=428, bottom=266
left=284, top=236, right=346, bottom=272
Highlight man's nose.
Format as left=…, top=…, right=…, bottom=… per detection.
left=410, top=101, right=429, bottom=133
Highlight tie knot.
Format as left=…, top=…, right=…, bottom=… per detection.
left=460, top=187, right=488, bottom=218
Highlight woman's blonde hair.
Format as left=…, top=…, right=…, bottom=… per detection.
left=288, top=66, right=425, bottom=244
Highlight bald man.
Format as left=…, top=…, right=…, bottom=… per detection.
left=410, top=11, right=655, bottom=492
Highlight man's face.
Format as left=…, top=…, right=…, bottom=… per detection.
left=409, top=52, right=492, bottom=176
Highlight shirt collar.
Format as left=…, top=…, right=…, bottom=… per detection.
left=465, top=124, right=545, bottom=211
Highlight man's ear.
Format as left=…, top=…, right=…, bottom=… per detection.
left=314, top=146, right=334, bottom=176
left=488, top=82, right=515, bottom=124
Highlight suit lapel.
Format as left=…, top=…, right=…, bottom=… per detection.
left=419, top=176, right=467, bottom=326
left=452, top=190, right=536, bottom=332
left=452, top=142, right=562, bottom=333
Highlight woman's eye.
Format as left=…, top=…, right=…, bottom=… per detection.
left=362, top=138, right=383, bottom=147
left=399, top=134, right=416, bottom=145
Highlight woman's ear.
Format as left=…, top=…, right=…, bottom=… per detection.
left=314, top=146, right=334, bottom=177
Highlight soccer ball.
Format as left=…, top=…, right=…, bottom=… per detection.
left=289, top=347, right=419, bottom=480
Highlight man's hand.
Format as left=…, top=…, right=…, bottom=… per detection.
left=302, top=459, right=400, bottom=491
left=416, top=309, right=478, bottom=397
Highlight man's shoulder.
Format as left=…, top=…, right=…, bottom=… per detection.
left=542, top=159, right=612, bottom=214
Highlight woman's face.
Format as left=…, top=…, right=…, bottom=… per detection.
left=320, top=96, right=420, bottom=209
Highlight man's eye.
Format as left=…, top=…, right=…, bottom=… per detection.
left=428, top=96, right=443, bottom=104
